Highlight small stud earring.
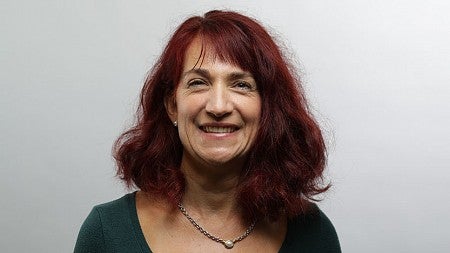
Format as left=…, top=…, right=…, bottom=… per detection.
left=173, top=121, right=178, bottom=127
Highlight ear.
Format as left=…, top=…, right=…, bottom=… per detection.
left=164, top=93, right=177, bottom=123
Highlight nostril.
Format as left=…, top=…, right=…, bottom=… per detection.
left=206, top=110, right=231, bottom=119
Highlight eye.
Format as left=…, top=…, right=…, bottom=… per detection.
left=233, top=81, right=254, bottom=90
left=187, top=79, right=207, bottom=87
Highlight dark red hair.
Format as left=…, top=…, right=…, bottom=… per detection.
left=114, top=10, right=329, bottom=221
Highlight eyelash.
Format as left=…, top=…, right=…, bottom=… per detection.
left=187, top=79, right=207, bottom=87
left=233, top=81, right=253, bottom=90
left=186, top=79, right=255, bottom=91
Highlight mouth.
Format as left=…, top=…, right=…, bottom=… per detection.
left=200, top=126, right=238, bottom=133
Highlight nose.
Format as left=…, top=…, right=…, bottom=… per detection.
left=205, top=85, right=233, bottom=118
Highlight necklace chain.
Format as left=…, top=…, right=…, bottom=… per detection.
left=177, top=203, right=256, bottom=249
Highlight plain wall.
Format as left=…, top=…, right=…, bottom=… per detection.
left=1, top=1, right=449, bottom=252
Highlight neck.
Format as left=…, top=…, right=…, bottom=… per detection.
left=180, top=154, right=243, bottom=219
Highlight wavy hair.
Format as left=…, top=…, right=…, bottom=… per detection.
left=114, top=10, right=329, bottom=221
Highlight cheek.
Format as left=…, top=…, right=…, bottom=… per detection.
left=246, top=99, right=262, bottom=122
left=176, top=96, right=203, bottom=122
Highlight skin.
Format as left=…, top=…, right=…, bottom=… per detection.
left=167, top=37, right=261, bottom=211
left=169, top=41, right=261, bottom=176
left=136, top=38, right=287, bottom=252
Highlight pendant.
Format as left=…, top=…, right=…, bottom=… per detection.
left=224, top=240, right=234, bottom=249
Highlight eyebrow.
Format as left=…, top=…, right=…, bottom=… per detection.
left=181, top=68, right=254, bottom=81
left=182, top=68, right=211, bottom=79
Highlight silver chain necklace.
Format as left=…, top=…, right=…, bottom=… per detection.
left=177, top=203, right=257, bottom=249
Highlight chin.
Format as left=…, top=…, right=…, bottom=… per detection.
left=203, top=157, right=234, bottom=166
left=201, top=153, right=245, bottom=168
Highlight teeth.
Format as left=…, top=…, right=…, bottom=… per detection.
left=203, top=126, right=235, bottom=133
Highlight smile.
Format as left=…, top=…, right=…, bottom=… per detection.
left=201, top=126, right=238, bottom=133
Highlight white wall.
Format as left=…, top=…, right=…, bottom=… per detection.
left=1, top=1, right=449, bottom=252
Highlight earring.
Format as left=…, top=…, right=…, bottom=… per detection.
left=173, top=121, right=178, bottom=127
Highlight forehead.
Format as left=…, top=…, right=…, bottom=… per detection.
left=183, top=37, right=213, bottom=71
left=182, top=37, right=240, bottom=72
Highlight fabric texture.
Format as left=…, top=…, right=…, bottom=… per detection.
left=74, top=193, right=341, bottom=253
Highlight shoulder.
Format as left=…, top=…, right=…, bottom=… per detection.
left=83, top=193, right=135, bottom=233
left=281, top=203, right=341, bottom=253
left=74, top=193, right=138, bottom=253
left=93, top=193, right=135, bottom=222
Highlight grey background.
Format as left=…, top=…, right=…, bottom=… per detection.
left=1, top=0, right=449, bottom=252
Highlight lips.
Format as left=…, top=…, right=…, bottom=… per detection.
left=200, top=125, right=238, bottom=133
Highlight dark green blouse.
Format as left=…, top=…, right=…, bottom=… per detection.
left=74, top=193, right=341, bottom=253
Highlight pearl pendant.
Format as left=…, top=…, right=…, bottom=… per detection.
left=224, top=240, right=234, bottom=249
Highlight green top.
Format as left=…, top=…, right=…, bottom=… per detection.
left=74, top=193, right=341, bottom=253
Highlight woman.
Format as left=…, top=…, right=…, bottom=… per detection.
left=75, top=10, right=341, bottom=252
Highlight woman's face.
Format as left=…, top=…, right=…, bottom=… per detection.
left=166, top=38, right=261, bottom=168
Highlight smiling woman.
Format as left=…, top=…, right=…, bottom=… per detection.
left=75, top=10, right=341, bottom=253
left=166, top=38, right=261, bottom=169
